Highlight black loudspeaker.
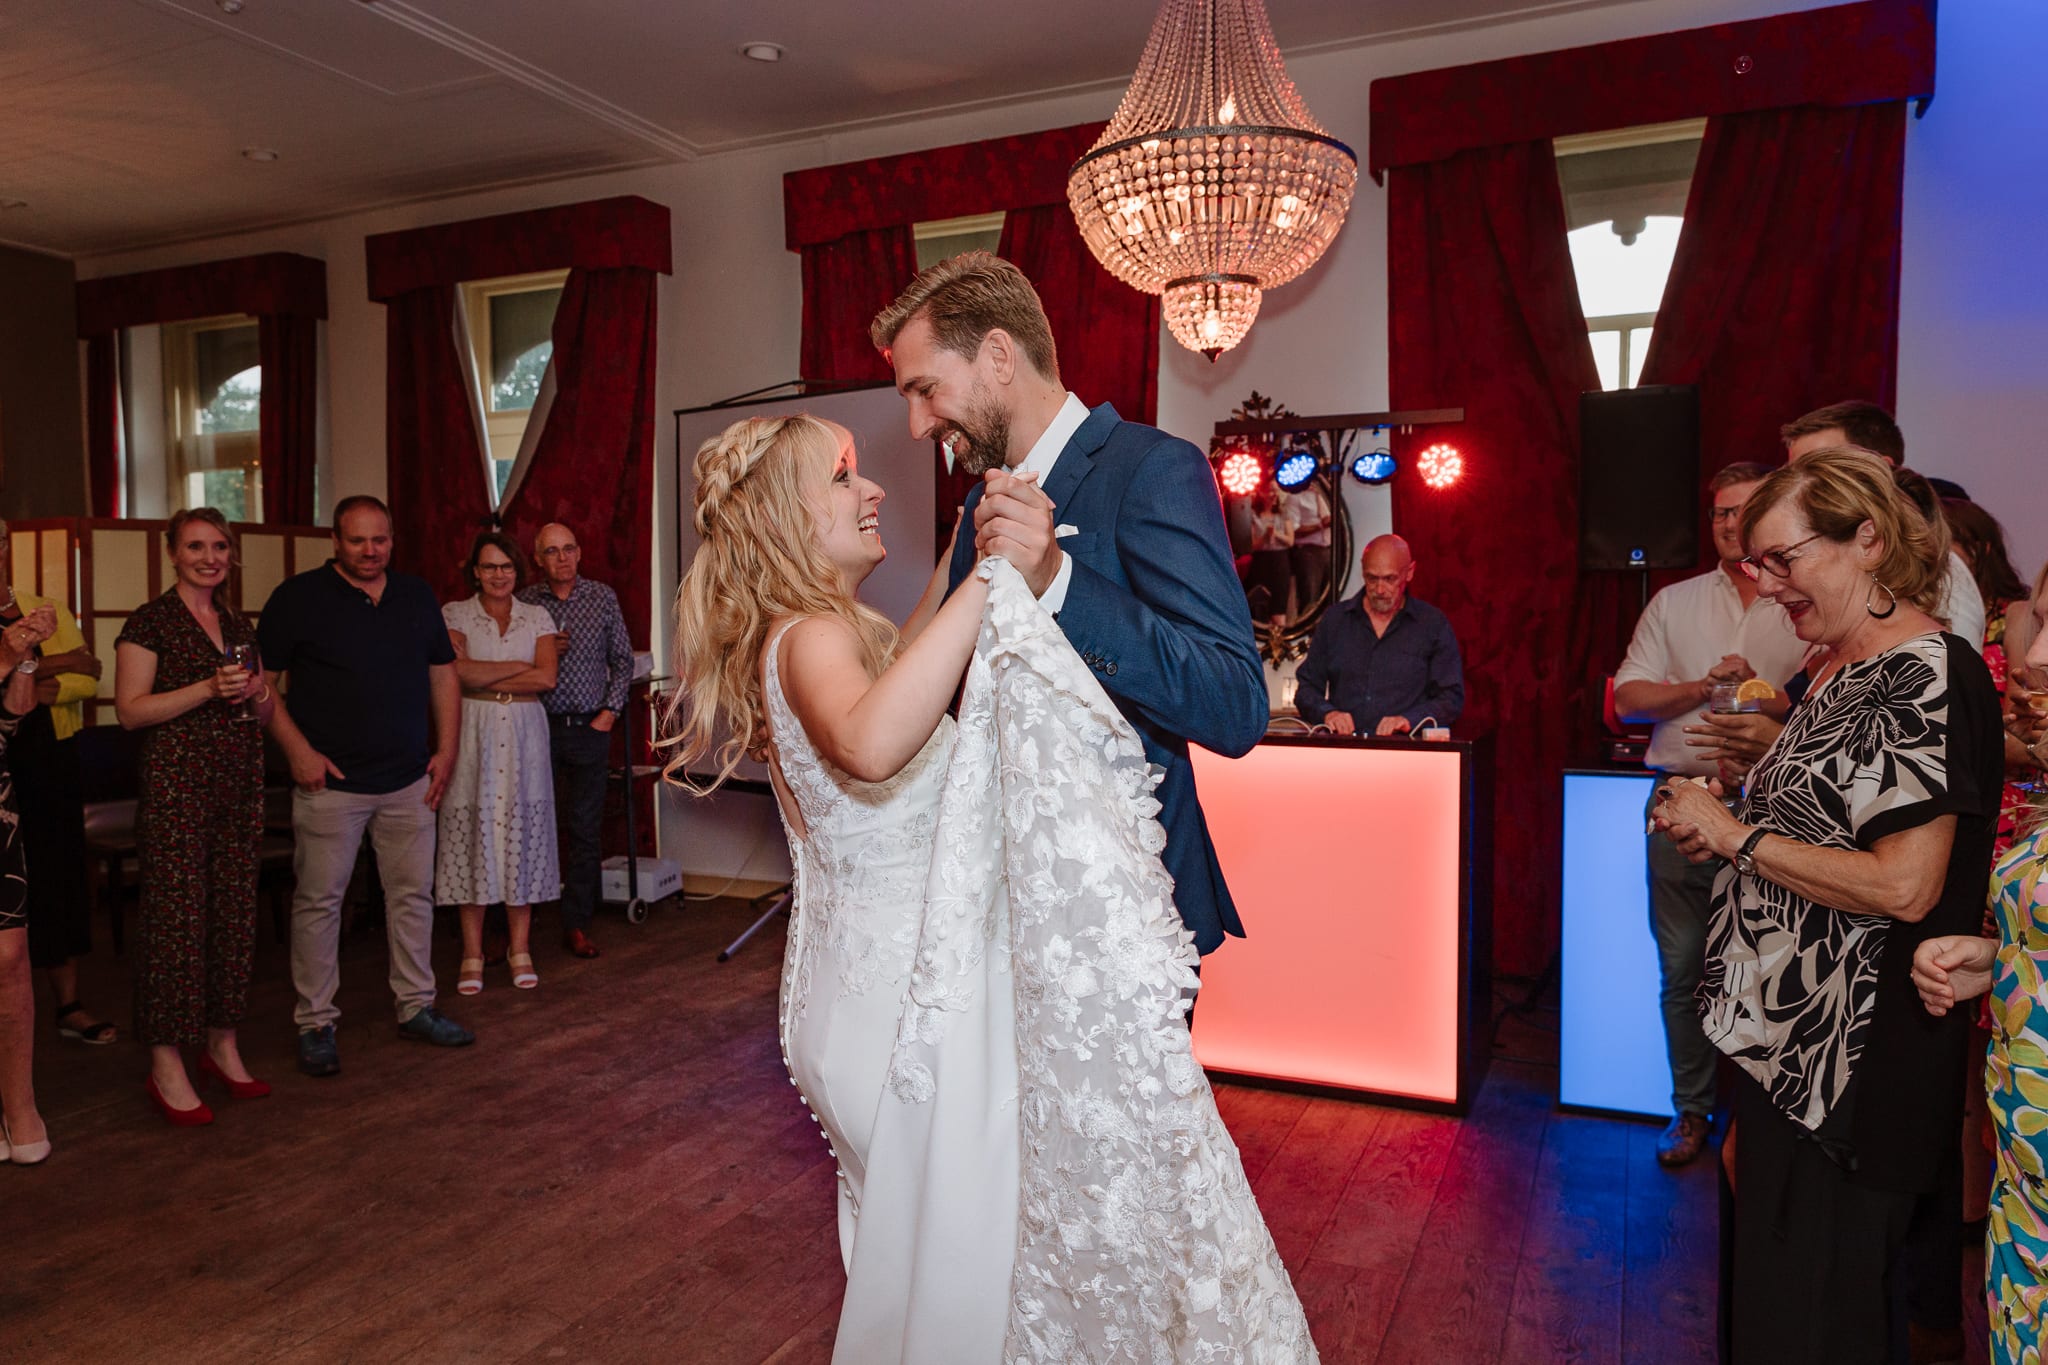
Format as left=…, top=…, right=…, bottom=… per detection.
left=1579, top=384, right=1700, bottom=571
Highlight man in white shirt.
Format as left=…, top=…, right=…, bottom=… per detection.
left=1780, top=400, right=1985, bottom=647
left=1614, top=462, right=1809, bottom=1168
left=1283, top=480, right=1332, bottom=611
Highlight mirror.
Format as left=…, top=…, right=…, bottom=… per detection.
left=1214, top=409, right=1352, bottom=666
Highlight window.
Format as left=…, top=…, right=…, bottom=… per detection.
left=162, top=316, right=261, bottom=521
left=1556, top=121, right=1703, bottom=390
left=462, top=271, right=566, bottom=499
left=913, top=212, right=1004, bottom=272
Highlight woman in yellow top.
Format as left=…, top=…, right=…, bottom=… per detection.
left=0, top=520, right=113, bottom=1045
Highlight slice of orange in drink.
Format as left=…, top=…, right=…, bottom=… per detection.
left=1735, top=678, right=1777, bottom=704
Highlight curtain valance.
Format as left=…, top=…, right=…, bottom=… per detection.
left=1367, top=0, right=1934, bottom=181
left=365, top=195, right=671, bottom=302
left=76, top=251, right=327, bottom=335
left=783, top=122, right=1107, bottom=249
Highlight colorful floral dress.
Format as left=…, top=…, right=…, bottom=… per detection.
left=1989, top=824, right=2048, bottom=1364
left=1988, top=598, right=2028, bottom=861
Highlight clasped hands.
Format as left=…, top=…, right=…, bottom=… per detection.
left=2, top=604, right=57, bottom=663
left=973, top=469, right=1062, bottom=597
left=1649, top=777, right=1749, bottom=865
left=1679, top=656, right=1781, bottom=787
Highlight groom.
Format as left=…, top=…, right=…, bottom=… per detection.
left=872, top=251, right=1267, bottom=956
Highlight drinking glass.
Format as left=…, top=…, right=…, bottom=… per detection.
left=225, top=642, right=261, bottom=723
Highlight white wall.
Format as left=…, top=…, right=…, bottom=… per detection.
left=1896, top=0, right=2048, bottom=582
left=76, top=0, right=2048, bottom=873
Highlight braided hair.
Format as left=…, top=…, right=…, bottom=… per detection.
left=662, top=414, right=899, bottom=793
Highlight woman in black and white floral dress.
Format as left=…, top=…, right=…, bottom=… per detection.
left=1654, top=447, right=2004, bottom=1364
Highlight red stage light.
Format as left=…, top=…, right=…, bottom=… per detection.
left=1218, top=449, right=1263, bottom=497
left=1417, top=442, right=1464, bottom=489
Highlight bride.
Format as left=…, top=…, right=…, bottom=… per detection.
left=667, top=413, right=1315, bottom=1363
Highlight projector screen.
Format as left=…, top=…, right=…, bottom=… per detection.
left=653, top=383, right=937, bottom=884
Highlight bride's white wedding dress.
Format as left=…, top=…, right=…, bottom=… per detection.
left=766, top=559, right=1316, bottom=1364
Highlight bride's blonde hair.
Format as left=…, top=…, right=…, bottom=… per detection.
left=662, top=413, right=899, bottom=793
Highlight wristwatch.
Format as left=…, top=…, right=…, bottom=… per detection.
left=14, top=655, right=37, bottom=676
left=1734, top=827, right=1768, bottom=876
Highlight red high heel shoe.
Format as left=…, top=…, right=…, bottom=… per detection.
left=146, top=1074, right=214, bottom=1127
left=198, top=1052, right=273, bottom=1100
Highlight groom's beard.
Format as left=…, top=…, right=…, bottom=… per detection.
left=937, top=385, right=1012, bottom=476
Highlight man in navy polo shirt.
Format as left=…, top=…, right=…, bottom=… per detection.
left=259, top=495, right=472, bottom=1075
left=1293, top=534, right=1464, bottom=737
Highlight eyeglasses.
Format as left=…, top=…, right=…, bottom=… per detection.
left=1709, top=506, right=1745, bottom=523
left=537, top=546, right=580, bottom=559
left=1739, top=532, right=1825, bottom=581
left=476, top=563, right=518, bottom=575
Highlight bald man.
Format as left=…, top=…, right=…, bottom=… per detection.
left=516, top=522, right=633, bottom=958
left=1293, top=534, right=1464, bottom=737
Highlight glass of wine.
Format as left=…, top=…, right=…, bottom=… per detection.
left=224, top=642, right=261, bottom=723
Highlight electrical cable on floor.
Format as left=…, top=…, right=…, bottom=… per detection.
left=681, top=827, right=782, bottom=902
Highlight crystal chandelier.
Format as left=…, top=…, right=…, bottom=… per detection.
left=1068, top=0, right=1358, bottom=360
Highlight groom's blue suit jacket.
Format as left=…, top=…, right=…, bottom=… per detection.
left=946, top=404, right=1267, bottom=954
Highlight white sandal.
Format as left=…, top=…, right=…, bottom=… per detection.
left=509, top=953, right=539, bottom=990
left=457, top=958, right=485, bottom=996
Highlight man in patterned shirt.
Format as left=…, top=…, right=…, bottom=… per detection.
left=517, top=523, right=634, bottom=959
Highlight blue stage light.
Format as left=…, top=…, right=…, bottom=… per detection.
left=1274, top=447, right=1320, bottom=490
left=1349, top=448, right=1397, bottom=485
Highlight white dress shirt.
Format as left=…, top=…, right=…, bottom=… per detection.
left=1937, top=550, right=1986, bottom=649
left=1012, top=392, right=1091, bottom=614
left=1615, top=565, right=1812, bottom=775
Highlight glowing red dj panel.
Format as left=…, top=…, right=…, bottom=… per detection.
left=1189, top=736, right=1491, bottom=1111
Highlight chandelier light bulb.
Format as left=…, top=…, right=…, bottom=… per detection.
left=1068, top=0, right=1358, bottom=360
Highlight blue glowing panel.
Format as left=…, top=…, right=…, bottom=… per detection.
left=1560, top=771, right=1671, bottom=1119
left=1350, top=450, right=1397, bottom=485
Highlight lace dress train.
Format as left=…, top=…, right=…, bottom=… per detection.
left=766, top=561, right=1316, bottom=1364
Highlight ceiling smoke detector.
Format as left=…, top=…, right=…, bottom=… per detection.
left=240, top=147, right=279, bottom=162
left=215, top=0, right=245, bottom=14
left=739, top=41, right=784, bottom=63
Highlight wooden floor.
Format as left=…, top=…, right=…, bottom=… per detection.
left=10, top=896, right=1735, bottom=1363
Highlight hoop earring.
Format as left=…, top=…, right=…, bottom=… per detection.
left=1865, top=579, right=1898, bottom=619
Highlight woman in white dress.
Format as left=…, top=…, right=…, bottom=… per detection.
left=438, top=531, right=561, bottom=993
left=668, top=414, right=1316, bottom=1364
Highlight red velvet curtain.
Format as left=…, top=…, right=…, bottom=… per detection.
left=1388, top=142, right=1602, bottom=977
left=798, top=226, right=917, bottom=387
left=1638, top=101, right=1906, bottom=470
left=258, top=313, right=319, bottom=524
left=502, top=267, right=661, bottom=648
left=384, top=285, right=492, bottom=603
left=84, top=333, right=121, bottom=518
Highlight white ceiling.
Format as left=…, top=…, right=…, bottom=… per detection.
left=0, top=0, right=1637, bottom=258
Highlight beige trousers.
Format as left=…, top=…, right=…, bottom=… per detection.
left=289, top=777, right=439, bottom=1029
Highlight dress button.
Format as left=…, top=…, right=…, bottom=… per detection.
left=1105, top=662, right=1117, bottom=676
